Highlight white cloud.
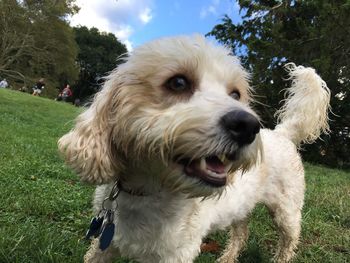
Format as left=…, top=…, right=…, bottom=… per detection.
left=123, top=40, right=133, bottom=51
left=114, top=24, right=134, bottom=50
left=69, top=0, right=154, bottom=51
left=200, top=0, right=220, bottom=19
left=114, top=24, right=133, bottom=40
left=200, top=5, right=217, bottom=19
left=70, top=1, right=111, bottom=32
left=139, top=7, right=153, bottom=25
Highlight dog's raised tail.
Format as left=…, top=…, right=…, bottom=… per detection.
left=275, top=63, right=331, bottom=146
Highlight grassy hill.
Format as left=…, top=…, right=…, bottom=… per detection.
left=0, top=89, right=349, bottom=263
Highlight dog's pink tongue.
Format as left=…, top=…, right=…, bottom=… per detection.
left=205, top=156, right=225, bottom=174
left=184, top=156, right=227, bottom=187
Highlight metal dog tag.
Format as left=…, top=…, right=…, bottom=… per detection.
left=85, top=211, right=105, bottom=240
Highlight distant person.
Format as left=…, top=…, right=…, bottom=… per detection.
left=32, top=78, right=45, bottom=96
left=0, top=78, right=8, bottom=88
left=62, top=84, right=73, bottom=101
left=57, top=84, right=73, bottom=102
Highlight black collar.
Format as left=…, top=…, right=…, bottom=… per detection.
left=118, top=181, right=148, bottom=197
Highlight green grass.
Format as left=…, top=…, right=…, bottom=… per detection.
left=0, top=89, right=349, bottom=263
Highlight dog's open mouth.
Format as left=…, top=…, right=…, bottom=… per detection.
left=177, top=155, right=235, bottom=187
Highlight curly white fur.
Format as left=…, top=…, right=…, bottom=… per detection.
left=275, top=63, right=330, bottom=145
left=58, top=35, right=330, bottom=263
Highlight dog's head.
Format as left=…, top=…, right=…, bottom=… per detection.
left=59, top=35, right=262, bottom=197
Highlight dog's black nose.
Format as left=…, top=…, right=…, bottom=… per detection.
left=220, top=110, right=260, bottom=146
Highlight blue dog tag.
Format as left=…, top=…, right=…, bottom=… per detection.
left=99, top=222, right=115, bottom=251
left=85, top=215, right=104, bottom=240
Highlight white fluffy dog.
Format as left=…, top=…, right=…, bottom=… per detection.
left=59, top=35, right=330, bottom=263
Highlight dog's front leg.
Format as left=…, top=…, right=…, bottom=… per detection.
left=84, top=238, right=121, bottom=263
left=217, top=220, right=249, bottom=263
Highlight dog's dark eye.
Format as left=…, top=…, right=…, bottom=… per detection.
left=230, top=91, right=241, bottom=100
left=165, top=75, right=191, bottom=92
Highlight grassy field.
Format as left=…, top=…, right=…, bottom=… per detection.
left=0, top=89, right=349, bottom=263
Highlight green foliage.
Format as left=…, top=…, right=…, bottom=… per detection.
left=0, top=89, right=349, bottom=262
left=73, top=26, right=127, bottom=102
left=0, top=0, right=34, bottom=81
left=0, top=0, right=79, bottom=97
left=0, top=1, right=126, bottom=100
left=208, top=0, right=350, bottom=168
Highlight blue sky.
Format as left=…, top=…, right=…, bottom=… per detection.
left=70, top=0, right=241, bottom=50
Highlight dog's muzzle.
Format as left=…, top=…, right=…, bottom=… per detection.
left=175, top=110, right=260, bottom=188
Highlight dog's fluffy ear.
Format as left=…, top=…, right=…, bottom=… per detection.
left=58, top=80, right=123, bottom=184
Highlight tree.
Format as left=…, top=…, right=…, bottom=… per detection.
left=0, top=0, right=34, bottom=84
left=0, top=0, right=79, bottom=97
left=73, top=26, right=127, bottom=102
left=208, top=0, right=350, bottom=168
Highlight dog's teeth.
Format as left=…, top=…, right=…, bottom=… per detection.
left=225, top=163, right=233, bottom=173
left=207, top=169, right=226, bottom=178
left=219, top=154, right=226, bottom=163
left=200, top=158, right=206, bottom=170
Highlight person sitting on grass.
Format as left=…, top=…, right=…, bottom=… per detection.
left=57, top=84, right=73, bottom=102
left=32, top=78, right=45, bottom=96
left=0, top=78, right=8, bottom=88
